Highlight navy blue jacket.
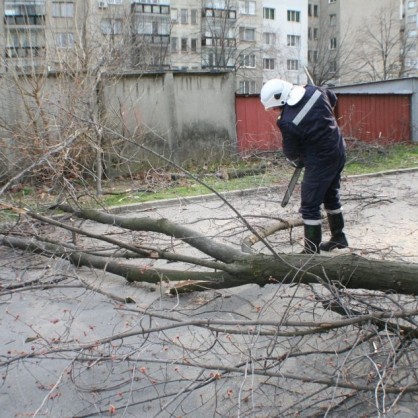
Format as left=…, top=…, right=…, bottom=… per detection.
left=277, top=85, right=345, bottom=170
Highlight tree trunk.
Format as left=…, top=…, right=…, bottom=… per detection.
left=2, top=204, right=418, bottom=295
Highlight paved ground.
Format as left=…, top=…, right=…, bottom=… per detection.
left=0, top=169, right=417, bottom=417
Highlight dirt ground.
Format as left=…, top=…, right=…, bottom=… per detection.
left=0, top=168, right=417, bottom=417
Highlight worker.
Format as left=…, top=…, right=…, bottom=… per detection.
left=260, top=78, right=348, bottom=254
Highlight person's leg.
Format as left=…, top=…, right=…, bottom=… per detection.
left=302, top=220, right=322, bottom=254
left=321, top=161, right=348, bottom=251
left=320, top=209, right=348, bottom=251
left=299, top=175, right=323, bottom=254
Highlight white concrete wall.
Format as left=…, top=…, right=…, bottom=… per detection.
left=102, top=70, right=238, bottom=171
left=0, top=70, right=238, bottom=177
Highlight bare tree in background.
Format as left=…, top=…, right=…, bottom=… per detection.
left=0, top=2, right=157, bottom=198
left=351, top=3, right=410, bottom=81
left=306, top=14, right=356, bottom=86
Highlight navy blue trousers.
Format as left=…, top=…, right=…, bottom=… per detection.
left=299, top=154, right=346, bottom=221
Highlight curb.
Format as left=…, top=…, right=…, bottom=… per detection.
left=109, top=186, right=279, bottom=214
left=109, top=167, right=418, bottom=214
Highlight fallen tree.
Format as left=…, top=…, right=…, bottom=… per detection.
left=2, top=177, right=418, bottom=417
left=2, top=203, right=417, bottom=296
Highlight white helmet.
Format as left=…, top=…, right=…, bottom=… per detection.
left=260, top=79, right=305, bottom=109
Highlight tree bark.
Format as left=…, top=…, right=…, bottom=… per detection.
left=2, top=205, right=418, bottom=295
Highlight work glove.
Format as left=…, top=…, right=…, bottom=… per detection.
left=286, top=158, right=304, bottom=169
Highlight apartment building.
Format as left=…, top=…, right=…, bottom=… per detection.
left=262, top=0, right=307, bottom=86
left=3, top=0, right=414, bottom=88
left=3, top=0, right=48, bottom=72
left=403, top=0, right=418, bottom=77
left=1, top=1, right=309, bottom=92
left=169, top=0, right=308, bottom=92
left=307, top=0, right=417, bottom=85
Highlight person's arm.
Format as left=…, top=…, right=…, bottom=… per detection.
left=325, top=89, right=337, bottom=109
left=281, top=123, right=303, bottom=166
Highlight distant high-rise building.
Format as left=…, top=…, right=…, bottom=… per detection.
left=1, top=0, right=416, bottom=87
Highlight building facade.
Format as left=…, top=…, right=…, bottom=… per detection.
left=403, top=0, right=418, bottom=77
left=1, top=0, right=417, bottom=88
left=307, top=0, right=418, bottom=85
left=0, top=0, right=309, bottom=93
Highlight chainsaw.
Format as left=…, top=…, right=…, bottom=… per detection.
left=281, top=166, right=303, bottom=208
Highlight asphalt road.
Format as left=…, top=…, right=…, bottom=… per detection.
left=1, top=169, right=417, bottom=417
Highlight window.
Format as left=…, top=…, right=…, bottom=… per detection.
left=239, top=27, right=255, bottom=41
left=330, top=37, right=337, bottom=49
left=287, top=35, right=300, bottom=47
left=239, top=80, right=256, bottom=94
left=407, top=14, right=417, bottom=24
left=263, top=58, right=275, bottom=69
left=52, top=2, right=74, bottom=18
left=191, top=38, right=197, bottom=52
left=408, top=1, right=416, bottom=8
left=405, top=58, right=417, bottom=68
left=308, top=50, right=318, bottom=63
left=263, top=8, right=275, bottom=20
left=171, top=8, right=178, bottom=22
left=5, top=15, right=44, bottom=25
left=287, top=59, right=299, bottom=70
left=241, top=54, right=256, bottom=68
left=100, top=18, right=122, bottom=35
left=330, top=60, right=337, bottom=72
left=207, top=51, right=228, bottom=67
left=181, top=38, right=187, bottom=52
left=308, top=27, right=319, bottom=40
left=308, top=4, right=319, bottom=17
left=107, top=0, right=122, bottom=4
left=171, top=37, right=178, bottom=52
left=329, top=14, right=336, bottom=25
left=191, top=9, right=198, bottom=25
left=329, top=0, right=337, bottom=3
left=55, top=32, right=74, bottom=48
left=180, top=9, right=188, bottom=24
left=239, top=1, right=256, bottom=15
left=287, top=10, right=301, bottom=22
left=263, top=32, right=276, bottom=45
left=5, top=28, right=45, bottom=58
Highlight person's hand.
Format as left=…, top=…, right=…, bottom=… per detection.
left=286, top=158, right=304, bottom=168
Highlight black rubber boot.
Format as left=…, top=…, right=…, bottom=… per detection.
left=319, top=212, right=348, bottom=252
left=301, top=224, right=322, bottom=254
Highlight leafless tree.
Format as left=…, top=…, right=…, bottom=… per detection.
left=1, top=126, right=418, bottom=416
left=306, top=14, right=356, bottom=86
left=1, top=4, right=418, bottom=416
left=0, top=2, right=161, bottom=198
left=351, top=3, right=410, bottom=81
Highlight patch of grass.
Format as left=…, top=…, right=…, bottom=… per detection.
left=344, top=143, right=418, bottom=175
left=101, top=171, right=282, bottom=207
left=2, top=143, right=417, bottom=215
left=99, top=143, right=418, bottom=207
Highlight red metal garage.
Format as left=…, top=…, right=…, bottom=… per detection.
left=235, top=88, right=412, bottom=154
left=335, top=94, right=411, bottom=144
left=235, top=94, right=282, bottom=154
